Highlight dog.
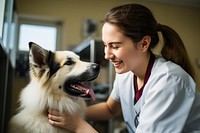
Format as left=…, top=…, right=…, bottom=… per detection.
left=8, top=42, right=100, bottom=133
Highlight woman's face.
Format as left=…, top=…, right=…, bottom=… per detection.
left=102, top=23, right=144, bottom=74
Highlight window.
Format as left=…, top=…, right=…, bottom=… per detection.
left=18, top=24, right=57, bottom=51
left=17, top=17, right=62, bottom=52
left=15, top=17, right=62, bottom=77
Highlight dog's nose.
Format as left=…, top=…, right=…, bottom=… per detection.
left=91, top=63, right=100, bottom=71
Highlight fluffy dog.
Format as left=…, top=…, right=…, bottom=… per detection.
left=8, top=42, right=100, bottom=133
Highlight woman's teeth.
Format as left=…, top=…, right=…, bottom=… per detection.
left=113, top=61, right=122, bottom=65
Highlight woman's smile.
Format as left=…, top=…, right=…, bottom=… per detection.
left=112, top=60, right=123, bottom=68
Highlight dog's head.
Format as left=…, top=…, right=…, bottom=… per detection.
left=28, top=42, right=100, bottom=100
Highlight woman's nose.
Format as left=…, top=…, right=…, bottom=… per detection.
left=104, top=48, right=114, bottom=60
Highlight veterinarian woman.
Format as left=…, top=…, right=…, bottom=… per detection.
left=48, top=3, right=200, bottom=133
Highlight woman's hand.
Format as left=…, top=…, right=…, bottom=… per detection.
left=48, top=109, right=74, bottom=130
left=48, top=109, right=98, bottom=133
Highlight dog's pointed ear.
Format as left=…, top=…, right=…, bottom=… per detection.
left=29, top=42, right=49, bottom=66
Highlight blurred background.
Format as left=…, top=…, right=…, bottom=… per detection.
left=0, top=0, right=200, bottom=132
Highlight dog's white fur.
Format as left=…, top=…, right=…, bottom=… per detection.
left=8, top=42, right=99, bottom=133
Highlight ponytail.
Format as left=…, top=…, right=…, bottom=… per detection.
left=158, top=24, right=195, bottom=79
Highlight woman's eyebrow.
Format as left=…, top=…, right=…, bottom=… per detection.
left=103, top=41, right=121, bottom=45
left=110, top=42, right=121, bottom=44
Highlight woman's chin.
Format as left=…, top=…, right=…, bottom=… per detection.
left=115, top=68, right=129, bottom=74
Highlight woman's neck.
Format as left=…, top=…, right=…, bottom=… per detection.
left=133, top=53, right=151, bottom=89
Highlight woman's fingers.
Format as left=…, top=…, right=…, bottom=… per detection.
left=48, top=109, right=63, bottom=122
left=48, top=109, right=60, bottom=115
left=48, top=109, right=87, bottom=131
left=48, top=114, right=60, bottom=121
left=48, top=118, right=66, bottom=128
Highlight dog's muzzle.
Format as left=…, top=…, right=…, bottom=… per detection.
left=64, top=63, right=100, bottom=100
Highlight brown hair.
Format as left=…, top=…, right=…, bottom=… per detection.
left=101, top=4, right=195, bottom=79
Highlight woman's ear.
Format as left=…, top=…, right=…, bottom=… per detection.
left=141, top=35, right=151, bottom=52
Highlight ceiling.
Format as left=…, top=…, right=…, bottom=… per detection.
left=149, top=0, right=200, bottom=8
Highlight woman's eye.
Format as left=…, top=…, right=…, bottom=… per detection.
left=112, top=45, right=119, bottom=49
left=64, top=60, right=74, bottom=66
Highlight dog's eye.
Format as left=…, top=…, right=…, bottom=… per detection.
left=64, top=60, right=74, bottom=66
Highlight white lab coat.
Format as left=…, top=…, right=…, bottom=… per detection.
left=111, top=56, right=200, bottom=133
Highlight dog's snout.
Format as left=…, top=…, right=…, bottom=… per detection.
left=91, top=63, right=100, bottom=71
